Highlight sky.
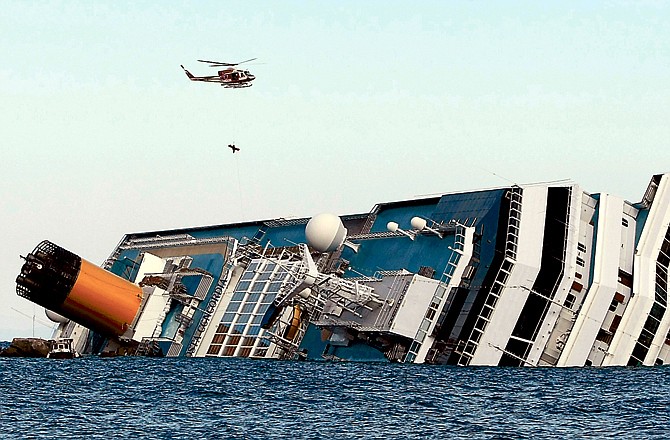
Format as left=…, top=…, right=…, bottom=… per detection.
left=1, top=1, right=669, bottom=341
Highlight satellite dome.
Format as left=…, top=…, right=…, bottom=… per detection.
left=411, top=217, right=427, bottom=230
left=45, top=309, right=69, bottom=324
left=305, top=213, right=348, bottom=253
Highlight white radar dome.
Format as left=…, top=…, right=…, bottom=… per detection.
left=305, top=213, right=348, bottom=253
left=411, top=217, right=427, bottom=230
left=45, top=309, right=69, bottom=324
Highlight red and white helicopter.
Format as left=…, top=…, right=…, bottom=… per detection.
left=180, top=58, right=256, bottom=88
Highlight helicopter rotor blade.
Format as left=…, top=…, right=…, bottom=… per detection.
left=197, top=59, right=235, bottom=66
left=236, top=58, right=257, bottom=65
left=197, top=58, right=257, bottom=67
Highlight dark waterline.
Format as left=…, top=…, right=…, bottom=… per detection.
left=1, top=357, right=669, bottom=439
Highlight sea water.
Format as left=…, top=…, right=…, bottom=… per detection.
left=1, top=357, right=668, bottom=439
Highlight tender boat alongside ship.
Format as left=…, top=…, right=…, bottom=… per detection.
left=47, top=338, right=80, bottom=359
left=15, top=174, right=670, bottom=367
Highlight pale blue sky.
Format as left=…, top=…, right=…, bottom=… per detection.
left=2, top=1, right=669, bottom=339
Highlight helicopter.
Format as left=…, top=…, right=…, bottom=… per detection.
left=180, top=58, right=257, bottom=88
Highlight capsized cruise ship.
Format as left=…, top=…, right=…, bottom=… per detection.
left=15, top=174, right=670, bottom=366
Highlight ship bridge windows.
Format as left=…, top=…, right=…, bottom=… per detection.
left=206, top=258, right=299, bottom=358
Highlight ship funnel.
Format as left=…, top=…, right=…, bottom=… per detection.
left=16, top=240, right=143, bottom=337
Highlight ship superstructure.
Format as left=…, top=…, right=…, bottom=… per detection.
left=16, top=174, right=670, bottom=366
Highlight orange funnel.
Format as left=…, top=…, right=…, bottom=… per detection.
left=16, top=240, right=142, bottom=337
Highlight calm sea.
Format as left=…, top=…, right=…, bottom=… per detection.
left=0, top=357, right=668, bottom=439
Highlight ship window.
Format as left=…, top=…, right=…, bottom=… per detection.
left=491, top=283, right=503, bottom=295
left=501, top=260, right=513, bottom=272
left=577, top=243, right=587, bottom=253
left=241, top=337, right=255, bottom=347
left=576, top=257, right=585, bottom=267
left=232, top=291, right=246, bottom=301
left=618, top=270, right=634, bottom=287
left=247, top=293, right=261, bottom=303
left=221, top=312, right=236, bottom=323
left=268, top=281, right=283, bottom=292
left=236, top=281, right=251, bottom=292
left=420, top=320, right=430, bottom=332
left=251, top=281, right=267, bottom=292
left=610, top=315, right=622, bottom=333
left=247, top=326, right=261, bottom=336
left=596, top=329, right=613, bottom=345
left=609, top=299, right=618, bottom=312
left=261, top=292, right=276, bottom=305
left=257, top=271, right=272, bottom=281
left=207, top=344, right=222, bottom=355
left=222, top=346, right=236, bottom=356
left=564, top=293, right=576, bottom=309
left=480, top=306, right=493, bottom=320
left=241, top=303, right=256, bottom=313
left=241, top=270, right=255, bottom=281
left=212, top=333, right=226, bottom=344
left=238, top=347, right=252, bottom=358
left=226, top=302, right=241, bottom=313
left=425, top=308, right=436, bottom=320
left=622, top=218, right=629, bottom=227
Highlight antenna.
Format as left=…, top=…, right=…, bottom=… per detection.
left=410, top=217, right=444, bottom=238
left=386, top=222, right=415, bottom=240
